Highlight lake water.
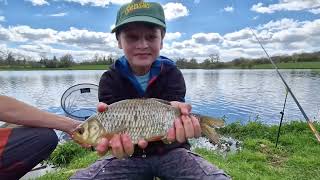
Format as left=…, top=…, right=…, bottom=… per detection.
left=1, top=69, right=320, bottom=125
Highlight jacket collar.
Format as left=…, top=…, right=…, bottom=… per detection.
left=113, top=56, right=176, bottom=96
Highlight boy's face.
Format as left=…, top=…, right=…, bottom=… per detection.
left=117, top=22, right=163, bottom=74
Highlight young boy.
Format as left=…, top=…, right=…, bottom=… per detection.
left=71, top=1, right=230, bottom=179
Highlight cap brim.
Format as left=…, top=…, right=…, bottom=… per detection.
left=111, top=16, right=166, bottom=33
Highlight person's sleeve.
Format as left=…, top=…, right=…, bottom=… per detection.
left=163, top=68, right=186, bottom=102
left=98, top=71, right=114, bottom=104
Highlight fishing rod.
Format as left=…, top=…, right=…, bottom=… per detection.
left=250, top=28, right=320, bottom=143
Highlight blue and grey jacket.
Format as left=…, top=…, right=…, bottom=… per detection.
left=98, top=55, right=189, bottom=156
left=99, top=56, right=186, bottom=104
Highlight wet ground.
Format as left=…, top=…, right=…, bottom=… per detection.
left=21, top=164, right=56, bottom=180
left=190, top=136, right=242, bottom=157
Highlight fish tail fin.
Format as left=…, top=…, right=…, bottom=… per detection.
left=194, top=114, right=225, bottom=144
left=201, top=124, right=220, bottom=144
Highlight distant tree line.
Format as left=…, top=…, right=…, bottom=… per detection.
left=175, top=51, right=320, bottom=69
left=0, top=50, right=76, bottom=68
left=78, top=54, right=115, bottom=65
left=0, top=50, right=115, bottom=68
left=0, top=49, right=319, bottom=69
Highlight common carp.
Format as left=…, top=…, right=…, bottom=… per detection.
left=72, top=98, right=224, bottom=146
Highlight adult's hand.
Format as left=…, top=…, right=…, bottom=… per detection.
left=166, top=101, right=202, bottom=143
left=94, top=102, right=148, bottom=159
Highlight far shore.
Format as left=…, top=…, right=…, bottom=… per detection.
left=1, top=61, right=320, bottom=71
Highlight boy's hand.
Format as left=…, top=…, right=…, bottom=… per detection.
left=95, top=102, right=147, bottom=159
left=166, top=101, right=202, bottom=143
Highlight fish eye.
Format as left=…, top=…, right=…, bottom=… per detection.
left=77, top=127, right=85, bottom=135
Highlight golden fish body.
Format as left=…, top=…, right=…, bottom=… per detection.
left=72, top=98, right=224, bottom=146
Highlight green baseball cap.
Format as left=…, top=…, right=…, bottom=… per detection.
left=111, top=1, right=166, bottom=33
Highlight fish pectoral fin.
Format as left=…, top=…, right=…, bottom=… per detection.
left=110, top=127, right=127, bottom=134
left=146, top=135, right=164, bottom=142
left=201, top=124, right=220, bottom=144
left=102, top=133, right=114, bottom=140
left=102, top=127, right=127, bottom=140
left=161, top=137, right=172, bottom=144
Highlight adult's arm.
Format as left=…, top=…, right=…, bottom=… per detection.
left=0, top=95, right=80, bottom=134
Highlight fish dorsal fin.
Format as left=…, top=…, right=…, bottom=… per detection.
left=149, top=98, right=171, bottom=105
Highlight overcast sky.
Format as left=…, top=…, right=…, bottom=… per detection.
left=0, top=0, right=319, bottom=62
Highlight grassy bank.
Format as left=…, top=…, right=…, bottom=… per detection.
left=38, top=121, right=320, bottom=180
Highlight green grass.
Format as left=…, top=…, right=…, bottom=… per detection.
left=37, top=121, right=320, bottom=180
left=45, top=141, right=93, bottom=167
left=38, top=152, right=100, bottom=179
left=38, top=142, right=100, bottom=180
left=252, top=62, right=320, bottom=69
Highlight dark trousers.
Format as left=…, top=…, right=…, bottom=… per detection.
left=0, top=127, right=58, bottom=180
left=71, top=148, right=231, bottom=180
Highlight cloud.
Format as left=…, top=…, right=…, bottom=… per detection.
left=224, top=28, right=253, bottom=41
left=25, top=0, right=49, bottom=6
left=0, top=25, right=120, bottom=61
left=0, top=16, right=5, bottom=22
left=164, top=32, right=182, bottom=41
left=8, top=25, right=58, bottom=43
left=251, top=0, right=320, bottom=14
left=224, top=6, right=234, bottom=13
left=162, top=18, right=320, bottom=61
left=2, top=18, right=320, bottom=62
left=17, top=43, right=113, bottom=61
left=49, top=12, right=68, bottom=17
left=256, top=18, right=301, bottom=32
left=163, top=3, right=189, bottom=21
left=162, top=32, right=222, bottom=60
left=20, top=44, right=53, bottom=54
left=251, top=3, right=274, bottom=13
left=309, top=8, right=320, bottom=14
left=56, top=27, right=117, bottom=51
left=192, top=33, right=222, bottom=44
left=0, top=25, right=56, bottom=43
left=0, top=25, right=12, bottom=42
left=63, top=0, right=130, bottom=7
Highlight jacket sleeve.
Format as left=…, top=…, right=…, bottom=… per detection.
left=162, top=67, right=186, bottom=102
left=98, top=71, right=114, bottom=104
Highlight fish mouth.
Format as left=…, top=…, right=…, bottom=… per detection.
left=71, top=126, right=89, bottom=144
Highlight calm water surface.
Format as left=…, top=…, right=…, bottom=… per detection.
left=1, top=69, right=319, bottom=124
